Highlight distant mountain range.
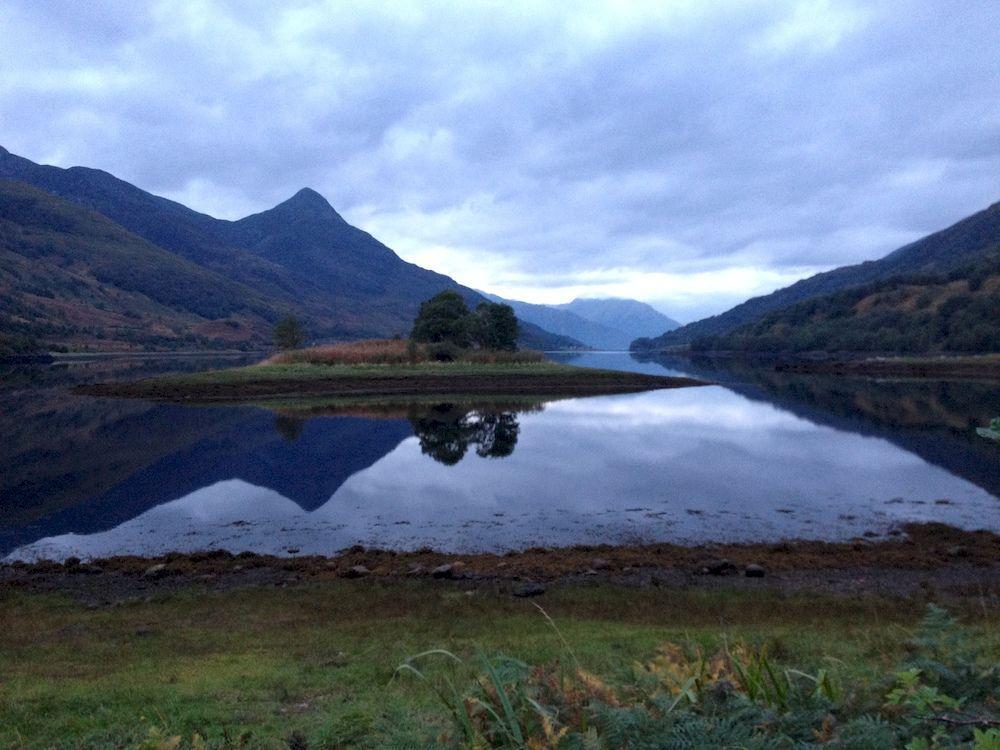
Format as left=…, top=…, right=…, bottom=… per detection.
left=487, top=294, right=678, bottom=350
left=0, top=146, right=580, bottom=353
left=634, top=199, right=1000, bottom=353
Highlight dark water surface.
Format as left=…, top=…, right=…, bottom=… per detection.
left=1, top=352, right=997, bottom=560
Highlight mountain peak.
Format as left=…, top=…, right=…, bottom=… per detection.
left=290, top=186, right=325, bottom=202
left=285, top=186, right=335, bottom=209
left=266, top=187, right=346, bottom=224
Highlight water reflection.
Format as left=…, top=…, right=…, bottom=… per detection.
left=412, top=405, right=524, bottom=465
left=1, top=354, right=997, bottom=560
left=625, top=352, right=1000, bottom=499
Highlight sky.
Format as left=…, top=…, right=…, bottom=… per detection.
left=2, top=1, right=998, bottom=322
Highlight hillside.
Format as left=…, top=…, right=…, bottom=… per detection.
left=0, top=180, right=278, bottom=352
left=486, top=295, right=623, bottom=349
left=487, top=295, right=676, bottom=350
left=0, top=147, right=575, bottom=352
left=692, top=252, right=1000, bottom=353
left=634, top=199, right=1000, bottom=350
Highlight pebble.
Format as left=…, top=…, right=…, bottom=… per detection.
left=432, top=562, right=466, bottom=579
left=513, top=582, right=546, bottom=597
left=701, top=559, right=738, bottom=576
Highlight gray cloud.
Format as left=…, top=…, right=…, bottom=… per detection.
left=1, top=0, right=998, bottom=320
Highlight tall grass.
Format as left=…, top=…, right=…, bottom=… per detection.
left=266, top=338, right=418, bottom=365
left=397, top=605, right=1000, bottom=749
left=265, top=338, right=545, bottom=366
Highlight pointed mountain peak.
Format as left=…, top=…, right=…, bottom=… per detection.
left=289, top=187, right=326, bottom=204
left=274, top=187, right=346, bottom=222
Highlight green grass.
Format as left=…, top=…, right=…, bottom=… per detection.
left=1, top=582, right=997, bottom=749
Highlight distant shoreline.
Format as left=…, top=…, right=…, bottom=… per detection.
left=773, top=353, right=1000, bottom=379
left=633, top=349, right=1000, bottom=380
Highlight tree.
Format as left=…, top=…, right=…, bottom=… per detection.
left=411, top=291, right=471, bottom=346
left=470, top=302, right=519, bottom=351
left=273, top=315, right=305, bottom=350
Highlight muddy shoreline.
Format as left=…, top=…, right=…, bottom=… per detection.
left=4, top=523, right=997, bottom=605
left=74, top=370, right=708, bottom=403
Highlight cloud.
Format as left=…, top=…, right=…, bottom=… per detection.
left=2, top=0, right=998, bottom=320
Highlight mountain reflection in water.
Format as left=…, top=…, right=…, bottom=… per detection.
left=1, top=354, right=997, bottom=560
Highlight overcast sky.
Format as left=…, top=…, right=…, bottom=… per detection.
left=2, top=1, right=998, bottom=321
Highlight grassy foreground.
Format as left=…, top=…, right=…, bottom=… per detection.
left=2, top=582, right=998, bottom=749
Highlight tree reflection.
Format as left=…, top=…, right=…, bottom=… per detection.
left=273, top=414, right=305, bottom=442
left=410, top=404, right=523, bottom=465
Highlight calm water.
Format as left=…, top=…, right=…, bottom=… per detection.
left=1, top=353, right=997, bottom=561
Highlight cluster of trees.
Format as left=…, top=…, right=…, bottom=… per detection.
left=410, top=291, right=519, bottom=352
left=270, top=291, right=519, bottom=355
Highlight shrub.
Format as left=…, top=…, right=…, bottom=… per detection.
left=273, top=315, right=305, bottom=350
left=428, top=341, right=463, bottom=362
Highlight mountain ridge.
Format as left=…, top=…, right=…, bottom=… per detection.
left=487, top=294, right=678, bottom=350
left=0, top=147, right=580, bottom=352
left=635, top=199, right=1000, bottom=350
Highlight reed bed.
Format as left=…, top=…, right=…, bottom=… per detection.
left=265, top=338, right=545, bottom=366
left=266, top=338, right=418, bottom=365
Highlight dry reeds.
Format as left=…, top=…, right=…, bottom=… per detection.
left=266, top=339, right=420, bottom=365
left=265, top=339, right=545, bottom=366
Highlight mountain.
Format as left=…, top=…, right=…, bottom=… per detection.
left=556, top=298, right=679, bottom=340
left=690, top=251, right=1000, bottom=353
left=514, top=320, right=587, bottom=351
left=634, top=199, right=1000, bottom=350
left=487, top=295, right=677, bottom=350
left=0, top=179, right=278, bottom=352
left=0, top=147, right=576, bottom=352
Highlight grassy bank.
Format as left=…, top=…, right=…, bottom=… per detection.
left=2, top=581, right=998, bottom=749
left=74, top=346, right=706, bottom=404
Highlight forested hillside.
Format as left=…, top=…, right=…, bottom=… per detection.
left=692, top=252, right=1000, bottom=353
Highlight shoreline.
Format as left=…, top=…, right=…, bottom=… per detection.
left=5, top=522, right=997, bottom=604
left=633, top=349, right=1000, bottom=379
left=774, top=353, right=1000, bottom=379
left=73, top=362, right=709, bottom=403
